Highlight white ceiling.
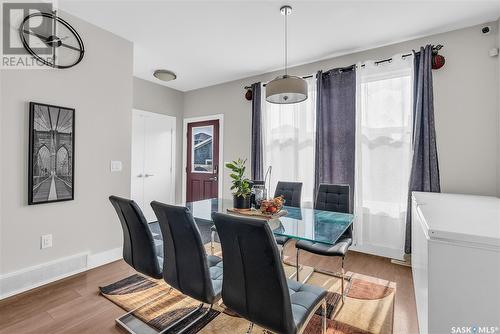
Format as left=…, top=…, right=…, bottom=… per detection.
left=59, top=1, right=500, bottom=92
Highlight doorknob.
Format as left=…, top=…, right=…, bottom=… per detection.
left=209, top=176, right=218, bottom=181
left=137, top=174, right=143, bottom=178
left=144, top=174, right=155, bottom=177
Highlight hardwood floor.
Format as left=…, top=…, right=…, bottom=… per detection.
left=287, top=243, right=418, bottom=334
left=0, top=245, right=418, bottom=334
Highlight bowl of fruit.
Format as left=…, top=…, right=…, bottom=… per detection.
left=260, top=196, right=285, bottom=216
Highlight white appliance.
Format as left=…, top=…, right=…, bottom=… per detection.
left=411, top=192, right=500, bottom=334
left=131, top=109, right=176, bottom=222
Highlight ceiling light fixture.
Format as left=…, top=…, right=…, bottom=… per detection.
left=266, top=5, right=307, bottom=104
left=153, top=69, right=177, bottom=82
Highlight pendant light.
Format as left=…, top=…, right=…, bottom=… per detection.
left=266, top=5, right=307, bottom=104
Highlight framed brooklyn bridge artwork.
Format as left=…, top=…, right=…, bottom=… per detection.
left=28, top=102, right=75, bottom=205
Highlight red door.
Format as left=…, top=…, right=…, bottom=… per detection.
left=186, top=120, right=219, bottom=202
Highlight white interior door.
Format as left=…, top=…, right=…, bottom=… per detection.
left=131, top=112, right=146, bottom=211
left=131, top=110, right=175, bottom=222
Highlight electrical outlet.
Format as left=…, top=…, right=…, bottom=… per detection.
left=110, top=160, right=122, bottom=172
left=41, top=234, right=52, bottom=249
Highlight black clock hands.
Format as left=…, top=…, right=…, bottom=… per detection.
left=22, top=29, right=83, bottom=52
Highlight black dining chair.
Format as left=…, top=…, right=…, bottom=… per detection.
left=212, top=212, right=327, bottom=334
left=274, top=181, right=302, bottom=207
left=209, top=180, right=267, bottom=255
left=109, top=196, right=163, bottom=279
left=295, top=184, right=352, bottom=299
left=108, top=196, right=165, bottom=333
left=150, top=201, right=223, bottom=332
left=273, top=181, right=303, bottom=257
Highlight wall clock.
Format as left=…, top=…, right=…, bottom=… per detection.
left=19, top=11, right=84, bottom=69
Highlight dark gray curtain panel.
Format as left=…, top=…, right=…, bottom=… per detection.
left=314, top=66, right=356, bottom=207
left=251, top=82, right=264, bottom=181
left=405, top=45, right=441, bottom=254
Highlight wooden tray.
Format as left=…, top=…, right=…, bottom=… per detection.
left=226, top=208, right=288, bottom=219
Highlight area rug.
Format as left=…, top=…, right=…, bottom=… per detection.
left=100, top=263, right=395, bottom=333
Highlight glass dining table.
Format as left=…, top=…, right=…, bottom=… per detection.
left=185, top=198, right=354, bottom=248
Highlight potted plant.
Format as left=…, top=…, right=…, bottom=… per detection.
left=226, top=158, right=252, bottom=209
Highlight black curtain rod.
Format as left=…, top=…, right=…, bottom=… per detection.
left=244, top=44, right=443, bottom=89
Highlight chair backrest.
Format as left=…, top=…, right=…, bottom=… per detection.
left=315, top=184, right=352, bottom=238
left=212, top=212, right=295, bottom=334
left=109, top=196, right=162, bottom=279
left=315, top=184, right=351, bottom=213
left=150, top=201, right=216, bottom=304
left=274, top=181, right=302, bottom=208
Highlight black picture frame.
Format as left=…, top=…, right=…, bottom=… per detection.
left=28, top=102, right=75, bottom=205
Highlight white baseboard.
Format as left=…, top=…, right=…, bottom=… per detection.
left=0, top=247, right=122, bottom=300
left=87, top=247, right=122, bottom=269
left=350, top=244, right=405, bottom=261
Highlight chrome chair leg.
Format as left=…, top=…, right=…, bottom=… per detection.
left=296, top=248, right=300, bottom=281
left=277, top=239, right=289, bottom=261
left=322, top=300, right=327, bottom=334
left=177, top=304, right=213, bottom=334
left=211, top=227, right=216, bottom=255
left=158, top=302, right=206, bottom=334
left=116, top=287, right=173, bottom=333
left=341, top=256, right=345, bottom=302
left=246, top=322, right=254, bottom=334
left=298, top=299, right=327, bottom=334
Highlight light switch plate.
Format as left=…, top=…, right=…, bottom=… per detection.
left=110, top=160, right=122, bottom=172
left=41, top=234, right=52, bottom=249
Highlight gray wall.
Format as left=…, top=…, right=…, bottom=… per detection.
left=184, top=80, right=248, bottom=199
left=1, top=14, right=498, bottom=281
left=0, top=13, right=133, bottom=273
left=185, top=22, right=500, bottom=199
left=133, top=77, right=184, bottom=202
left=498, top=18, right=500, bottom=198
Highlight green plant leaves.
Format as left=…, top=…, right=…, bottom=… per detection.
left=225, top=158, right=251, bottom=197
left=225, top=162, right=236, bottom=170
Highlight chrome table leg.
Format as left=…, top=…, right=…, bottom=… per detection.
left=296, top=248, right=300, bottom=281
left=341, top=256, right=345, bottom=302
left=322, top=300, right=327, bottom=334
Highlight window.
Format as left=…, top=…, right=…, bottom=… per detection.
left=354, top=57, right=413, bottom=260
left=191, top=125, right=213, bottom=173
left=261, top=77, right=317, bottom=207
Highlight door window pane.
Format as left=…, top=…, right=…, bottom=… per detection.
left=192, top=125, right=213, bottom=173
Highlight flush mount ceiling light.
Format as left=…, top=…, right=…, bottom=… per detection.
left=266, top=5, right=307, bottom=104
left=153, top=69, right=177, bottom=82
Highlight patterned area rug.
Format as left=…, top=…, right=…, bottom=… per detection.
left=100, top=261, right=395, bottom=333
